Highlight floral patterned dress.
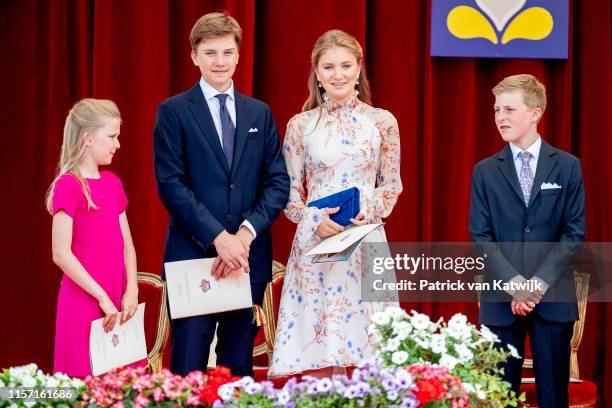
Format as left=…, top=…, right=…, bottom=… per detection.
left=268, top=93, right=403, bottom=377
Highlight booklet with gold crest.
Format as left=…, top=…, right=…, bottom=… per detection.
left=89, top=303, right=147, bottom=376
left=165, top=257, right=253, bottom=319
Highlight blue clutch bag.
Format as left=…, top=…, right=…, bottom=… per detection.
left=307, top=187, right=360, bottom=227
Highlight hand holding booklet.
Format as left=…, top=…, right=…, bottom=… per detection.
left=305, top=223, right=383, bottom=262
left=165, top=257, right=253, bottom=319
left=89, top=303, right=147, bottom=376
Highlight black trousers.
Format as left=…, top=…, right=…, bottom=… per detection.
left=169, top=282, right=267, bottom=377
left=489, top=313, right=574, bottom=408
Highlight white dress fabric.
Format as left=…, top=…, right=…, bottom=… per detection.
left=268, top=93, right=403, bottom=377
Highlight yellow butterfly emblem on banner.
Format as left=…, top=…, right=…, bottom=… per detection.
left=447, top=0, right=553, bottom=44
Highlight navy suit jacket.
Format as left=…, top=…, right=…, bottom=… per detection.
left=153, top=82, right=290, bottom=284
left=469, top=140, right=586, bottom=325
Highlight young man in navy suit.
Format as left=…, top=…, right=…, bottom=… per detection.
left=153, top=12, right=289, bottom=376
left=469, top=74, right=586, bottom=407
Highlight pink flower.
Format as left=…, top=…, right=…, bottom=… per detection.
left=134, top=394, right=150, bottom=407
left=152, top=387, right=164, bottom=401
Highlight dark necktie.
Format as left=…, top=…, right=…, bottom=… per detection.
left=215, top=93, right=235, bottom=167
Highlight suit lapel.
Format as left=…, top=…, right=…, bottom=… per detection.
left=231, top=91, right=251, bottom=175
left=187, top=83, right=230, bottom=175
left=528, top=140, right=557, bottom=207
left=496, top=145, right=524, bottom=204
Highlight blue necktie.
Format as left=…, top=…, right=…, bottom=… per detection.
left=519, top=151, right=534, bottom=206
left=215, top=93, right=235, bottom=167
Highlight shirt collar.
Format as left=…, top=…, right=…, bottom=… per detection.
left=510, top=136, right=542, bottom=161
left=199, top=78, right=235, bottom=102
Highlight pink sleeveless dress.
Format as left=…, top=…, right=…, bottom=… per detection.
left=52, top=171, right=129, bottom=377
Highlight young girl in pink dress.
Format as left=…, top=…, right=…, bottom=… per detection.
left=45, top=99, right=139, bottom=377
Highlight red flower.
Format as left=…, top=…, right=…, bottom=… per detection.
left=198, top=366, right=240, bottom=404
left=413, top=378, right=447, bottom=405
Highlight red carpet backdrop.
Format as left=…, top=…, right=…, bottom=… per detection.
left=1, top=0, right=611, bottom=403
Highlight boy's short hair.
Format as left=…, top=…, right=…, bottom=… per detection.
left=190, top=12, right=242, bottom=51
left=492, top=74, right=547, bottom=113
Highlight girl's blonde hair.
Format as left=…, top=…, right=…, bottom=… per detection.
left=45, top=98, right=121, bottom=214
left=302, top=29, right=372, bottom=112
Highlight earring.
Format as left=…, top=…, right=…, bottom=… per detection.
left=318, top=82, right=322, bottom=88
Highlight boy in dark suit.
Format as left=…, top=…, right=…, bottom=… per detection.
left=469, top=74, right=586, bottom=407
left=153, top=12, right=289, bottom=376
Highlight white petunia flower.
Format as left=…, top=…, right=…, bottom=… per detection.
left=385, top=306, right=405, bottom=319
left=21, top=376, right=36, bottom=388
left=439, top=354, right=460, bottom=370
left=462, top=382, right=474, bottom=393
left=218, top=384, right=236, bottom=401
left=410, top=312, right=431, bottom=330
left=413, top=336, right=430, bottom=349
left=462, top=382, right=486, bottom=399
left=385, top=337, right=402, bottom=352
left=387, top=390, right=399, bottom=401
left=372, top=311, right=391, bottom=325
left=392, top=320, right=412, bottom=337
left=479, top=325, right=499, bottom=343
left=443, top=323, right=472, bottom=340
left=391, top=351, right=409, bottom=365
left=448, top=313, right=468, bottom=329
left=455, top=344, right=474, bottom=362
left=46, top=377, right=59, bottom=388
left=507, top=344, right=521, bottom=359
left=430, top=333, right=447, bottom=354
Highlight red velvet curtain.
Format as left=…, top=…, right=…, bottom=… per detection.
left=1, top=0, right=610, bottom=403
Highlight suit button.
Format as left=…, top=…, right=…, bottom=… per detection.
left=230, top=184, right=236, bottom=190
left=225, top=215, right=232, bottom=223
left=525, top=227, right=530, bottom=233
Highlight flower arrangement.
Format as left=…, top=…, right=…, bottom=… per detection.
left=0, top=363, right=86, bottom=407
left=369, top=307, right=524, bottom=407
left=217, top=358, right=480, bottom=407
left=218, top=359, right=418, bottom=407
left=1, top=307, right=525, bottom=407
left=80, top=365, right=238, bottom=407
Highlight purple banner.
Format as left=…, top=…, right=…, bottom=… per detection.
left=431, top=0, right=569, bottom=59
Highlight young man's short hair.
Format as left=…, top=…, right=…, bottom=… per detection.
left=492, top=74, right=547, bottom=113
left=190, top=12, right=242, bottom=50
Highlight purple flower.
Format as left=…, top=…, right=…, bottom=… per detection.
left=400, top=396, right=419, bottom=408
left=382, top=378, right=397, bottom=392
left=344, top=385, right=359, bottom=399
left=244, top=381, right=262, bottom=395
left=315, top=378, right=332, bottom=393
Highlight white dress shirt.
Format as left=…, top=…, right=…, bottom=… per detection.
left=509, top=136, right=541, bottom=180
left=199, top=78, right=237, bottom=146
left=198, top=78, right=256, bottom=238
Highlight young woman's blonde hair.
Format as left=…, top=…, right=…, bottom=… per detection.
left=302, top=30, right=372, bottom=112
left=45, top=98, right=121, bottom=214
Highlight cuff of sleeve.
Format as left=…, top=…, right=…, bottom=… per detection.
left=505, top=275, right=527, bottom=297
left=240, top=219, right=257, bottom=239
left=532, top=276, right=550, bottom=294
